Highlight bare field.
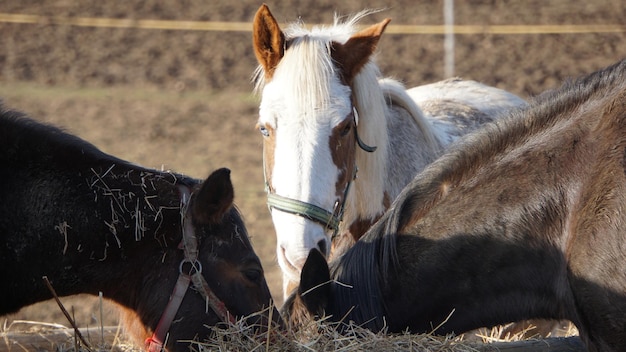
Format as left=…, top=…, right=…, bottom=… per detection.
left=1, top=0, right=625, bottom=349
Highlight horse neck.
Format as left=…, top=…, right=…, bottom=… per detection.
left=345, top=68, right=444, bottom=230
left=72, top=165, right=188, bottom=296
left=83, top=166, right=193, bottom=311
left=87, top=165, right=186, bottom=245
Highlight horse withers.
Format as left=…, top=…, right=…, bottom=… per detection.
left=284, top=59, right=626, bottom=352
left=251, top=4, right=526, bottom=299
left=0, top=107, right=281, bottom=351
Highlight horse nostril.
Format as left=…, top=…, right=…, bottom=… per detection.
left=317, top=239, right=328, bottom=257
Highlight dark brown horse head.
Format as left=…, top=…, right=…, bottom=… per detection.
left=0, top=111, right=282, bottom=352
left=124, top=169, right=283, bottom=351
left=187, top=169, right=281, bottom=335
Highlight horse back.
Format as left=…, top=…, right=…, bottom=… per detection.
left=407, top=78, right=526, bottom=145
left=0, top=108, right=127, bottom=167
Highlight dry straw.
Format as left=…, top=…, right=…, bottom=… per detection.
left=4, top=310, right=581, bottom=352
left=190, top=309, right=472, bottom=352
left=2, top=279, right=579, bottom=351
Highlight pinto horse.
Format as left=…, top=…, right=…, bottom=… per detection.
left=251, top=4, right=526, bottom=298
left=0, top=107, right=281, bottom=351
left=283, top=58, right=626, bottom=352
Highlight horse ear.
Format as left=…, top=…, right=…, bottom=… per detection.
left=253, top=4, right=285, bottom=78
left=191, top=168, right=234, bottom=224
left=332, top=18, right=391, bottom=84
left=299, top=249, right=331, bottom=316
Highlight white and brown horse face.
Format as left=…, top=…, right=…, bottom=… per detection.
left=257, top=78, right=356, bottom=292
left=253, top=4, right=389, bottom=296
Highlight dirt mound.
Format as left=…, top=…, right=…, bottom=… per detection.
left=1, top=1, right=624, bottom=96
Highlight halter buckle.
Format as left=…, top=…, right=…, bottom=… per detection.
left=179, top=258, right=202, bottom=276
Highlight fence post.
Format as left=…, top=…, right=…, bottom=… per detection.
left=443, top=0, right=455, bottom=78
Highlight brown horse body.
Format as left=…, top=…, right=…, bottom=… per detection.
left=0, top=107, right=280, bottom=351
left=285, top=59, right=626, bottom=351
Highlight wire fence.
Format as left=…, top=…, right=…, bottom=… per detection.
left=1, top=12, right=625, bottom=35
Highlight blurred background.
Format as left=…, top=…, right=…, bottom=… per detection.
left=0, top=0, right=624, bottom=339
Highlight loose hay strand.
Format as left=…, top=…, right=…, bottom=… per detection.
left=42, top=276, right=94, bottom=351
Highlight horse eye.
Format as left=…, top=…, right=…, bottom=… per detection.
left=340, top=123, right=351, bottom=137
left=243, top=268, right=262, bottom=283
left=259, top=125, right=270, bottom=137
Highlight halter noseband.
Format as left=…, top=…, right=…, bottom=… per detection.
left=146, top=185, right=235, bottom=352
left=264, top=106, right=376, bottom=239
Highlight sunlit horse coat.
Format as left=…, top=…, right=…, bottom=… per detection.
left=285, top=58, right=626, bottom=352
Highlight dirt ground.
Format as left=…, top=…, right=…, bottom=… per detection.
left=1, top=0, right=625, bottom=348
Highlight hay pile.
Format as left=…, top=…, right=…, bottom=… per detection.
left=1, top=320, right=468, bottom=352
left=3, top=315, right=581, bottom=352
left=2, top=299, right=579, bottom=352
left=193, top=318, right=470, bottom=352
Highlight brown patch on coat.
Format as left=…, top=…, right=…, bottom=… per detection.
left=330, top=19, right=390, bottom=86
left=329, top=115, right=358, bottom=200
left=348, top=216, right=379, bottom=241
left=252, top=4, right=285, bottom=79
left=348, top=192, right=390, bottom=240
